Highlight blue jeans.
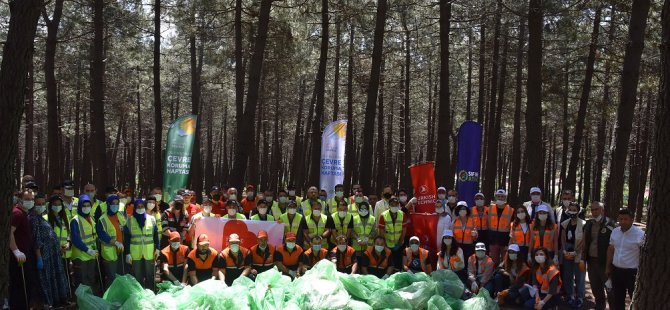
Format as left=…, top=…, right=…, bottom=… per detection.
left=561, top=259, right=585, bottom=299
left=524, top=293, right=559, bottom=309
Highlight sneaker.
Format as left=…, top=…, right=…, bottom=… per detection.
left=574, top=298, right=584, bottom=308
left=567, top=296, right=577, bottom=307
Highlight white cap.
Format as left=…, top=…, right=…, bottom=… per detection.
left=508, top=244, right=520, bottom=252
left=437, top=187, right=447, bottom=192
left=474, top=192, right=485, bottom=198
left=457, top=201, right=468, bottom=207
left=537, top=204, right=550, bottom=213
left=409, top=236, right=420, bottom=243
left=530, top=187, right=542, bottom=194
left=442, top=229, right=454, bottom=238
left=495, top=189, right=508, bottom=196
left=475, top=242, right=486, bottom=251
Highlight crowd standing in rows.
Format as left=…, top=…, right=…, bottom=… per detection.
left=8, top=176, right=644, bottom=310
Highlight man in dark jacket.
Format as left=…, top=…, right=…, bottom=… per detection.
left=583, top=201, right=617, bottom=310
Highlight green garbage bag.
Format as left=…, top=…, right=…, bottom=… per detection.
left=339, top=274, right=384, bottom=301
left=120, top=289, right=166, bottom=310
left=156, top=281, right=186, bottom=294
left=386, top=271, right=431, bottom=290
left=431, top=269, right=465, bottom=299
left=176, top=279, right=251, bottom=310
left=427, top=295, right=452, bottom=310
left=347, top=299, right=373, bottom=310
left=368, top=288, right=412, bottom=310
left=249, top=267, right=293, bottom=310
left=395, top=281, right=440, bottom=310
left=76, top=285, right=114, bottom=310
left=103, top=274, right=144, bottom=305
left=445, top=295, right=464, bottom=310
left=290, top=260, right=351, bottom=309
left=462, top=288, right=499, bottom=310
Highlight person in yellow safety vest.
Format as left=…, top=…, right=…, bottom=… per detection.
left=223, top=199, right=247, bottom=219
left=327, top=200, right=354, bottom=247
left=300, top=186, right=323, bottom=218
left=279, top=201, right=306, bottom=246
left=145, top=196, right=163, bottom=240
left=348, top=189, right=367, bottom=214
left=352, top=202, right=376, bottom=252
left=47, top=195, right=72, bottom=260
left=261, top=188, right=279, bottom=216
left=123, top=199, right=160, bottom=289
left=287, top=185, right=303, bottom=205
left=61, top=180, right=79, bottom=221
left=326, top=184, right=349, bottom=216
left=272, top=189, right=290, bottom=219
left=83, top=183, right=106, bottom=221
left=378, top=197, right=408, bottom=270
left=403, top=236, right=432, bottom=274
left=250, top=199, right=275, bottom=221
left=189, top=198, right=219, bottom=248
left=303, top=200, right=330, bottom=249
left=69, top=195, right=101, bottom=291
left=96, top=195, right=126, bottom=289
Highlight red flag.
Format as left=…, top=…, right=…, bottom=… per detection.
left=409, top=213, right=439, bottom=255
left=409, top=162, right=438, bottom=213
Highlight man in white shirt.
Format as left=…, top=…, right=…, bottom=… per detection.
left=435, top=200, right=453, bottom=250
left=606, top=208, right=644, bottom=310
left=522, top=186, right=554, bottom=222
left=374, top=185, right=394, bottom=224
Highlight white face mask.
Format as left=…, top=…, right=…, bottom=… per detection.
left=279, top=197, right=288, bottom=203
left=390, top=206, right=400, bottom=213
left=475, top=199, right=485, bottom=207
left=595, top=214, right=603, bottom=222
left=496, top=199, right=506, bottom=206
left=437, top=194, right=446, bottom=200
left=35, top=205, right=46, bottom=214
left=447, top=196, right=457, bottom=204
left=258, top=207, right=268, bottom=215
left=154, top=194, right=162, bottom=202
left=82, top=206, right=92, bottom=215
left=459, top=210, right=467, bottom=217
left=287, top=208, right=297, bottom=215
left=508, top=253, right=518, bottom=261
left=443, top=239, right=452, bottom=246
left=375, top=245, right=384, bottom=252
left=399, top=196, right=408, bottom=203
left=338, top=211, right=346, bottom=218
left=538, top=214, right=548, bottom=221
left=51, top=205, right=63, bottom=213
left=247, top=192, right=254, bottom=198
left=517, top=213, right=526, bottom=220
left=85, top=191, right=96, bottom=199
left=147, top=203, right=156, bottom=211
left=531, top=195, right=541, bottom=203
left=355, top=197, right=363, bottom=204
left=230, top=244, right=240, bottom=253
left=286, top=242, right=296, bottom=250
left=229, top=194, right=237, bottom=201
left=358, top=209, right=369, bottom=216
left=228, top=209, right=237, bottom=216
left=312, top=209, right=321, bottom=217
left=265, top=196, right=273, bottom=202
left=288, top=190, right=296, bottom=196
left=476, top=251, right=485, bottom=259
left=337, top=245, right=347, bottom=252
left=171, top=242, right=181, bottom=250
left=312, top=244, right=321, bottom=251
left=436, top=207, right=444, bottom=214
left=562, top=200, right=571, bottom=207
left=535, top=255, right=546, bottom=264
left=64, top=189, right=75, bottom=197
left=203, top=206, right=212, bottom=214
left=22, top=200, right=35, bottom=210
left=410, top=244, right=419, bottom=252
left=335, top=191, right=344, bottom=198
left=135, top=208, right=146, bottom=215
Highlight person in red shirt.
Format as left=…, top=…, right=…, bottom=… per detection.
left=10, top=190, right=40, bottom=309
left=240, top=184, right=259, bottom=216
left=208, top=186, right=226, bottom=216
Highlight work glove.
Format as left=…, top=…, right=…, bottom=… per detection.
left=126, top=254, right=133, bottom=265
left=115, top=241, right=124, bottom=251
left=471, top=282, right=479, bottom=293
left=382, top=274, right=389, bottom=280
left=87, top=249, right=98, bottom=257
left=13, top=249, right=26, bottom=264
left=173, top=280, right=181, bottom=286
left=36, top=256, right=44, bottom=270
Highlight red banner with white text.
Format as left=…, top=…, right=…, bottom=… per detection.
left=409, top=162, right=437, bottom=213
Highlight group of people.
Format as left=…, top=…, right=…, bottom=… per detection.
left=8, top=175, right=644, bottom=310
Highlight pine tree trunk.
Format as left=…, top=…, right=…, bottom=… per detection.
left=90, top=0, right=109, bottom=191
left=435, top=0, right=452, bottom=188
left=482, top=0, right=502, bottom=197
left=153, top=0, right=163, bottom=186
left=234, top=0, right=244, bottom=130
left=467, top=28, right=473, bottom=120
left=45, top=0, right=65, bottom=188
left=24, top=59, right=35, bottom=178
left=344, top=25, right=355, bottom=191
left=291, top=79, right=306, bottom=187
left=375, top=58, right=386, bottom=193
left=332, top=2, right=341, bottom=122
left=604, top=0, right=651, bottom=216
left=308, top=0, right=329, bottom=187
left=634, top=96, right=652, bottom=222
left=401, top=13, right=412, bottom=192
left=477, top=19, right=486, bottom=125
left=509, top=17, right=525, bottom=205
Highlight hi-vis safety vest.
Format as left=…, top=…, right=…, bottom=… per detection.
left=489, top=204, right=513, bottom=233
left=280, top=213, right=303, bottom=236
left=99, top=213, right=126, bottom=261
left=382, top=211, right=404, bottom=248
left=510, top=222, right=532, bottom=247
left=352, top=215, right=375, bottom=251
left=454, top=216, right=477, bottom=245
left=53, top=221, right=71, bottom=259
left=536, top=265, right=562, bottom=294
left=128, top=216, right=155, bottom=260
left=71, top=215, right=97, bottom=261
left=532, top=223, right=557, bottom=251
left=250, top=213, right=275, bottom=221
left=305, top=214, right=328, bottom=248
left=330, top=213, right=353, bottom=244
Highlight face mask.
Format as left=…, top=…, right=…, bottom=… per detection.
left=531, top=195, right=541, bottom=203
left=258, top=207, right=268, bottom=215
left=320, top=195, right=327, bottom=201
left=230, top=244, right=240, bottom=253
left=509, top=253, right=518, bottom=261
left=288, top=208, right=297, bottom=215
left=259, top=244, right=267, bottom=250
left=562, top=200, right=571, bottom=207
left=390, top=206, right=399, bottom=213
left=399, top=196, right=408, bottom=203
left=383, top=193, right=392, bottom=199
left=436, top=207, right=444, bottom=214
left=355, top=197, right=363, bottom=204
left=82, top=206, right=92, bottom=215
left=35, top=205, right=46, bottom=214
left=288, top=190, right=296, bottom=196
left=535, top=255, right=546, bottom=264
left=496, top=199, right=506, bottom=206
left=147, top=203, right=156, bottom=211
left=538, top=214, right=548, bottom=221
left=86, top=191, right=96, bottom=199
left=438, top=194, right=446, bottom=200
left=171, top=242, right=181, bottom=250
left=517, top=213, right=526, bottom=220
left=247, top=192, right=254, bottom=199
left=459, top=210, right=467, bottom=217
left=203, top=206, right=212, bottom=214
left=475, top=199, right=485, bottom=207
left=51, top=205, right=62, bottom=213
left=337, top=245, right=347, bottom=252
left=410, top=244, right=419, bottom=252
left=310, top=209, right=320, bottom=217
left=136, top=208, right=146, bottom=215
left=338, top=211, right=346, bottom=218
left=197, top=249, right=208, bottom=255
left=567, top=211, right=578, bottom=218
left=109, top=204, right=119, bottom=213
left=448, top=196, right=457, bottom=204
left=279, top=197, right=288, bottom=203
left=229, top=194, right=237, bottom=201
left=375, top=245, right=384, bottom=252
left=595, top=214, right=603, bottom=222
left=286, top=242, right=296, bottom=250
left=22, top=200, right=35, bottom=210
left=64, top=189, right=75, bottom=197
left=359, top=209, right=369, bottom=217
left=336, top=191, right=344, bottom=198
left=476, top=251, right=485, bottom=259
left=265, top=196, right=273, bottom=202
left=228, top=209, right=237, bottom=216
left=313, top=244, right=321, bottom=252
left=443, top=239, right=452, bottom=246
left=154, top=194, right=162, bottom=202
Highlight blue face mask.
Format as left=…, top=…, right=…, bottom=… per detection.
left=109, top=204, right=119, bottom=213
left=319, top=196, right=326, bottom=201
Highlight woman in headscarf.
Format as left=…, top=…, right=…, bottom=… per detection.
left=70, top=194, right=101, bottom=292
left=123, top=199, right=159, bottom=290
left=96, top=194, right=126, bottom=289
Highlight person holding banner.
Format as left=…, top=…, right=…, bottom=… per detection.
left=218, top=233, right=252, bottom=286
left=240, top=184, right=259, bottom=216
left=279, top=201, right=307, bottom=246
left=488, top=189, right=514, bottom=266
left=472, top=193, right=489, bottom=244
left=304, top=235, right=329, bottom=269
left=403, top=236, right=432, bottom=274
left=187, top=234, right=221, bottom=285
left=453, top=202, right=478, bottom=269
left=159, top=231, right=189, bottom=285
left=360, top=236, right=394, bottom=279
left=250, top=230, right=276, bottom=274
left=250, top=199, right=275, bottom=221
left=304, top=200, right=330, bottom=250
left=274, top=232, right=307, bottom=279
left=352, top=202, right=376, bottom=253
left=124, top=199, right=160, bottom=290
left=223, top=200, right=247, bottom=219
left=327, top=200, right=354, bottom=247
left=378, top=197, right=409, bottom=270
left=330, top=235, right=358, bottom=274
left=189, top=198, right=218, bottom=247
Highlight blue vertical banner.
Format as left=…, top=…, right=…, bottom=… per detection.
left=456, top=121, right=483, bottom=207
left=320, top=120, right=347, bottom=199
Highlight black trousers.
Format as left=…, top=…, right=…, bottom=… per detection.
left=612, top=266, right=637, bottom=310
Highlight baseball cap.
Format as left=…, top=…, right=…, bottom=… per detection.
left=475, top=242, right=486, bottom=251
left=229, top=233, right=241, bottom=243
left=409, top=236, right=420, bottom=243
left=197, top=234, right=210, bottom=245
left=437, top=187, right=447, bottom=192
left=508, top=244, right=520, bottom=252
left=530, top=187, right=542, bottom=194
left=457, top=201, right=468, bottom=207
left=285, top=232, right=297, bottom=241
left=537, top=205, right=550, bottom=213
left=257, top=230, right=268, bottom=239
left=495, top=189, right=508, bottom=196
left=474, top=192, right=485, bottom=198
left=173, top=195, right=184, bottom=202
left=442, top=230, right=454, bottom=238
left=169, top=231, right=181, bottom=242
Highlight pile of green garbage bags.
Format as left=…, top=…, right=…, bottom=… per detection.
left=76, top=260, right=498, bottom=310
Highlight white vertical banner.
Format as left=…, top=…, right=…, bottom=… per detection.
left=320, top=120, right=347, bottom=199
